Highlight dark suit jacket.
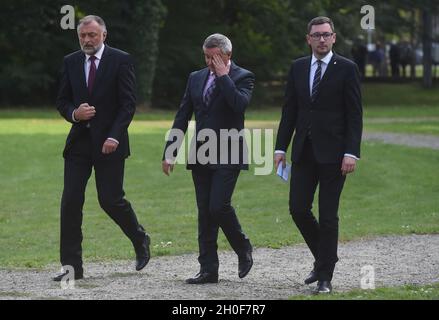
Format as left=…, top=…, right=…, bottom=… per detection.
left=56, top=45, right=136, bottom=161
left=164, top=61, right=255, bottom=170
left=275, top=53, right=363, bottom=164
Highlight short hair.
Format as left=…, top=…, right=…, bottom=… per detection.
left=77, top=15, right=107, bottom=34
left=307, top=16, right=335, bottom=34
left=203, top=33, right=232, bottom=54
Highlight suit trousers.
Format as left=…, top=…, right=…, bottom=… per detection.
left=289, top=138, right=346, bottom=281
left=60, top=131, right=145, bottom=271
left=191, top=166, right=251, bottom=273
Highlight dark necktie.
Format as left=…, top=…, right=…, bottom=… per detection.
left=203, top=75, right=217, bottom=106
left=311, top=60, right=322, bottom=102
left=88, top=56, right=97, bottom=94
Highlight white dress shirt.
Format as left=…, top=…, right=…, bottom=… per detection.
left=84, top=43, right=105, bottom=86
left=309, top=51, right=333, bottom=97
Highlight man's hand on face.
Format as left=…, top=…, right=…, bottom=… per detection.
left=212, top=54, right=230, bottom=77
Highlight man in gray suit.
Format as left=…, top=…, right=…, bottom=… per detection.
left=162, top=34, right=255, bottom=284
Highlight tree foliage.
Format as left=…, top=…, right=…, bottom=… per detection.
left=0, top=0, right=437, bottom=107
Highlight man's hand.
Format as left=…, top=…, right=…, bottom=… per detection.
left=212, top=54, right=230, bottom=77
left=274, top=153, right=286, bottom=170
left=74, top=103, right=96, bottom=121
left=102, top=139, right=118, bottom=154
left=341, top=156, right=357, bottom=176
left=162, top=160, right=174, bottom=176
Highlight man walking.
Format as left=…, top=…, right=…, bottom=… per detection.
left=275, top=17, right=362, bottom=293
left=54, top=15, right=150, bottom=281
left=162, top=34, right=254, bottom=284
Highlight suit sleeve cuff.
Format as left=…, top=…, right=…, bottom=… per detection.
left=107, top=138, right=119, bottom=145
left=344, top=153, right=359, bottom=160
left=72, top=109, right=79, bottom=123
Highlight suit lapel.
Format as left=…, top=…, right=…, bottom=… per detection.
left=304, top=56, right=312, bottom=104
left=196, top=68, right=210, bottom=104
left=319, top=53, right=337, bottom=86
left=76, top=53, right=88, bottom=99
left=228, top=61, right=239, bottom=82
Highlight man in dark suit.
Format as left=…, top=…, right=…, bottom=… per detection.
left=274, top=17, right=362, bottom=294
left=54, top=15, right=150, bottom=281
left=162, top=34, right=254, bottom=284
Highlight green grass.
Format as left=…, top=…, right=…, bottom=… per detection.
left=1, top=82, right=438, bottom=121
left=365, top=120, right=439, bottom=135
left=0, top=83, right=438, bottom=268
left=362, top=83, right=439, bottom=108
left=365, top=64, right=439, bottom=79
left=0, top=118, right=438, bottom=268
left=1, top=104, right=438, bottom=123
left=291, top=283, right=439, bottom=300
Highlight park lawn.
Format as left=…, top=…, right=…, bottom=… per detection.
left=0, top=82, right=437, bottom=121
left=0, top=119, right=438, bottom=268
left=0, top=105, right=438, bottom=126
left=364, top=120, right=439, bottom=136
left=364, top=64, right=439, bottom=79
left=291, top=282, right=439, bottom=300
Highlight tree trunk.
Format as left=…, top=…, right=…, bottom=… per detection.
left=410, top=9, right=416, bottom=79
left=422, top=9, right=433, bottom=88
left=132, top=0, right=166, bottom=107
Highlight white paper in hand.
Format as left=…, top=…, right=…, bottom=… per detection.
left=276, top=163, right=291, bottom=182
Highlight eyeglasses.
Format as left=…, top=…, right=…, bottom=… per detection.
left=309, top=32, right=334, bottom=41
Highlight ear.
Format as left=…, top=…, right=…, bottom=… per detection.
left=103, top=31, right=107, bottom=42
left=332, top=33, right=337, bottom=43
left=306, top=34, right=311, bottom=46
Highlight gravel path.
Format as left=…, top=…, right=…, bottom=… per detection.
left=1, top=234, right=438, bottom=300
left=363, top=132, right=439, bottom=150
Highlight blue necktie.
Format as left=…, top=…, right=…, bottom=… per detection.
left=311, top=60, right=322, bottom=102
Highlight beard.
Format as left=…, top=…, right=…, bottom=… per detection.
left=81, top=43, right=102, bottom=55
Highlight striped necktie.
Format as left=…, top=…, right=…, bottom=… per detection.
left=311, top=60, right=322, bottom=102
left=203, top=74, right=217, bottom=106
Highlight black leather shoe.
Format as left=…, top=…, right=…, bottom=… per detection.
left=135, top=234, right=151, bottom=271
left=314, top=280, right=332, bottom=294
left=238, top=250, right=253, bottom=279
left=185, top=272, right=219, bottom=284
left=304, top=269, right=318, bottom=284
left=53, top=269, right=83, bottom=282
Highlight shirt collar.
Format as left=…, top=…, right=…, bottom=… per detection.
left=311, top=50, right=333, bottom=66
left=86, top=44, right=105, bottom=61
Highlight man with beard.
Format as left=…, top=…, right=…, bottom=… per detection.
left=54, top=15, right=150, bottom=281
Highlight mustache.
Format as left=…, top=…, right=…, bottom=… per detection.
left=81, top=45, right=98, bottom=54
